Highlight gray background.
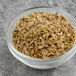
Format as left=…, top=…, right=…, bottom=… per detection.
left=0, top=0, right=76, bottom=76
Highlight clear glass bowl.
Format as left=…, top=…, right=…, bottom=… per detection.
left=6, top=6, right=76, bottom=69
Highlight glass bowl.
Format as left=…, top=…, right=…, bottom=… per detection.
left=6, top=6, right=76, bottom=69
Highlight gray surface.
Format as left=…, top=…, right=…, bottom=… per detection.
left=0, top=0, right=76, bottom=76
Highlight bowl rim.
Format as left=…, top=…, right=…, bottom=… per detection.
left=6, top=6, right=76, bottom=61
